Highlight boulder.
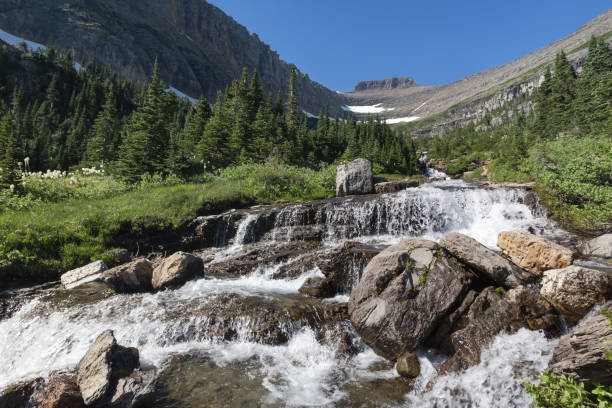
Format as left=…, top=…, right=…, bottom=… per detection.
left=349, top=238, right=473, bottom=360
left=548, top=303, right=612, bottom=387
left=152, top=252, right=204, bottom=290
left=76, top=330, right=139, bottom=406
left=336, top=158, right=374, bottom=197
left=101, top=259, right=154, bottom=293
left=60, top=260, right=107, bottom=289
left=580, top=234, right=612, bottom=259
left=0, top=378, right=43, bottom=408
left=497, top=230, right=573, bottom=274
left=374, top=179, right=419, bottom=194
left=396, top=352, right=421, bottom=379
left=540, top=265, right=612, bottom=322
left=448, top=286, right=559, bottom=368
left=439, top=232, right=535, bottom=288
left=298, top=277, right=334, bottom=298
left=33, top=375, right=85, bottom=408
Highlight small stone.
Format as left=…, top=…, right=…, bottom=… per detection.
left=396, top=352, right=421, bottom=378
left=33, top=375, right=85, bottom=408
left=152, top=252, right=204, bottom=290
left=580, top=234, right=612, bottom=259
left=0, top=378, right=43, bottom=408
left=298, top=277, right=334, bottom=298
left=101, top=259, right=154, bottom=293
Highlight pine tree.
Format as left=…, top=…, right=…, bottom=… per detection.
left=197, top=91, right=228, bottom=171
left=88, top=85, right=119, bottom=165
left=285, top=66, right=300, bottom=136
left=184, top=96, right=212, bottom=150
left=0, top=112, right=21, bottom=190
left=115, top=59, right=169, bottom=180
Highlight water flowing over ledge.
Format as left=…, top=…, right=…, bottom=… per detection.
left=0, top=180, right=571, bottom=406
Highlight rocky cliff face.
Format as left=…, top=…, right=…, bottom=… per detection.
left=354, top=77, right=418, bottom=92
left=0, top=0, right=348, bottom=114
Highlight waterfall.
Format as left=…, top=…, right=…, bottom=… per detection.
left=0, top=180, right=567, bottom=407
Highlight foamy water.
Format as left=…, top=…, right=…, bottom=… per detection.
left=0, top=180, right=567, bottom=406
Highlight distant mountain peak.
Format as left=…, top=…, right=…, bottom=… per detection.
left=354, top=77, right=419, bottom=92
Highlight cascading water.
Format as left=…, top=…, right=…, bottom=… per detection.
left=0, top=180, right=568, bottom=407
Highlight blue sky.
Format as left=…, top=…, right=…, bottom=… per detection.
left=207, top=1, right=610, bottom=92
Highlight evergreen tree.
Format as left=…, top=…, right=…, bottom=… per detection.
left=88, top=85, right=119, bottom=164
left=0, top=112, right=21, bottom=190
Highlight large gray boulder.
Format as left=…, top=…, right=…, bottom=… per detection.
left=336, top=158, right=374, bottom=197
left=540, top=265, right=612, bottom=322
left=349, top=238, right=473, bottom=360
left=497, top=230, right=573, bottom=274
left=101, top=259, right=154, bottom=293
left=76, top=330, right=139, bottom=406
left=152, top=252, right=204, bottom=290
left=439, top=232, right=535, bottom=288
left=60, top=260, right=107, bottom=289
left=580, top=234, right=612, bottom=259
left=548, top=302, right=612, bottom=387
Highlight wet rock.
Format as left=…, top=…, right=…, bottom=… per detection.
left=440, top=232, right=535, bottom=288
left=396, top=352, right=421, bottom=379
left=204, top=241, right=321, bottom=279
left=374, top=179, right=419, bottom=194
left=298, top=277, right=334, bottom=298
left=42, top=281, right=116, bottom=311
left=110, top=369, right=156, bottom=408
left=336, top=158, right=374, bottom=197
left=152, top=251, right=204, bottom=290
left=316, top=241, right=380, bottom=294
left=497, top=230, right=573, bottom=274
left=0, top=378, right=43, bottom=408
left=580, top=234, right=612, bottom=259
left=76, top=330, right=139, bottom=406
left=101, top=259, right=154, bottom=293
left=547, top=304, right=612, bottom=387
left=540, top=265, right=612, bottom=322
left=449, top=286, right=559, bottom=368
left=33, top=375, right=85, bottom=408
left=349, top=238, right=473, bottom=360
left=60, top=260, right=107, bottom=289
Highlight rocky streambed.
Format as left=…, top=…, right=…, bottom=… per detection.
left=1, top=179, right=611, bottom=407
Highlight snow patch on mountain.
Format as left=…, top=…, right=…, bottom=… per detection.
left=0, top=28, right=45, bottom=51
left=385, top=116, right=421, bottom=124
left=167, top=87, right=198, bottom=104
left=341, top=103, right=395, bottom=114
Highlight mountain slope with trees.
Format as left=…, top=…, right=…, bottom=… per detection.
left=0, top=0, right=347, bottom=115
left=418, top=36, right=611, bottom=233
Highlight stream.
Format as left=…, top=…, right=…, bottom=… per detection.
left=0, top=179, right=578, bottom=407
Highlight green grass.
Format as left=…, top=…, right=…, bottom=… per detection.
left=0, top=163, right=337, bottom=287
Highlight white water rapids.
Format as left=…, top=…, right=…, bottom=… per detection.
left=0, top=180, right=568, bottom=407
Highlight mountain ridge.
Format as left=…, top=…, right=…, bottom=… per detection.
left=0, top=0, right=348, bottom=115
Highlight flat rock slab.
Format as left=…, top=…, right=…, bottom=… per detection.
left=374, top=179, right=419, bottom=194
left=497, top=230, right=573, bottom=274
left=60, top=260, right=107, bottom=289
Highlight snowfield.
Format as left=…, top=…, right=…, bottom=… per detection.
left=0, top=28, right=45, bottom=51
left=385, top=116, right=421, bottom=124
left=167, top=87, right=198, bottom=104
left=341, top=103, right=395, bottom=114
